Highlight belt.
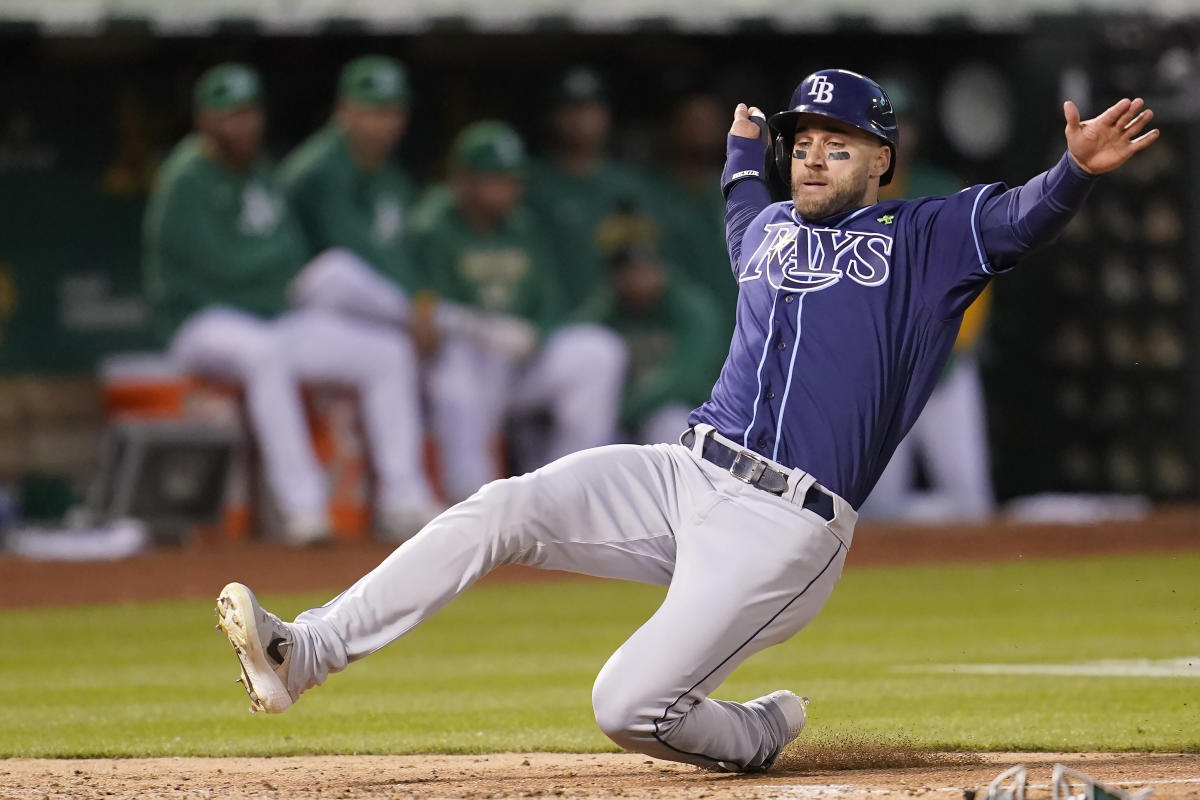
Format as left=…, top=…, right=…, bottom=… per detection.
left=681, top=428, right=835, bottom=522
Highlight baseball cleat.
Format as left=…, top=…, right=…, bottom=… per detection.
left=215, top=582, right=295, bottom=714
left=710, top=690, right=810, bottom=772
left=763, top=689, right=809, bottom=745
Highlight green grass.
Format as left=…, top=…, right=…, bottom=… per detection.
left=1, top=552, right=1198, bottom=757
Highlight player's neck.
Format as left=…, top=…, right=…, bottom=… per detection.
left=457, top=201, right=504, bottom=234
left=197, top=135, right=253, bottom=176
left=554, top=148, right=602, bottom=177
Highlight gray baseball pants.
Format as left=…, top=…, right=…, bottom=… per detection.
left=285, top=424, right=856, bottom=771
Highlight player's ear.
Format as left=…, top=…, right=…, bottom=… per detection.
left=868, top=145, right=891, bottom=179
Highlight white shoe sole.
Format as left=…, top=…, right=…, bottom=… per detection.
left=216, top=582, right=293, bottom=714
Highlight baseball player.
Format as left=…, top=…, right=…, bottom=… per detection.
left=408, top=120, right=627, bottom=501
left=144, top=63, right=440, bottom=544
left=279, top=56, right=417, bottom=288
left=644, top=90, right=738, bottom=333
left=576, top=211, right=727, bottom=445
left=525, top=67, right=653, bottom=313
left=217, top=69, right=1157, bottom=771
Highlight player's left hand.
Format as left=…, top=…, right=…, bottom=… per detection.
left=1064, top=97, right=1159, bottom=175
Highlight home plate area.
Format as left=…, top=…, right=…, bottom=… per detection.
left=3, top=752, right=1198, bottom=800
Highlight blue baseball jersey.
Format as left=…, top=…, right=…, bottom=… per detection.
left=692, top=136, right=1098, bottom=508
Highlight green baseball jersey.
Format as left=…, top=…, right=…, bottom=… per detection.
left=405, top=187, right=565, bottom=332
left=575, top=280, right=726, bottom=430
left=142, top=134, right=306, bottom=342
left=523, top=158, right=651, bottom=312
left=641, top=170, right=736, bottom=332
left=278, top=124, right=418, bottom=287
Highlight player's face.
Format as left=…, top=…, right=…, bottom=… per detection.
left=458, top=172, right=523, bottom=224
left=199, top=107, right=264, bottom=170
left=671, top=94, right=725, bottom=164
left=789, top=118, right=890, bottom=219
left=338, top=104, right=407, bottom=168
left=551, top=101, right=611, bottom=154
left=614, top=256, right=667, bottom=311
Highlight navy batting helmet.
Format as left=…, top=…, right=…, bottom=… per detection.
left=768, top=69, right=900, bottom=187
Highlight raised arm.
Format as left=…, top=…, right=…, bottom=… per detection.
left=979, top=97, right=1158, bottom=269
left=722, top=103, right=772, bottom=272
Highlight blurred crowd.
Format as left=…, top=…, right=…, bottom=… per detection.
left=143, top=56, right=997, bottom=547
left=144, top=57, right=734, bottom=545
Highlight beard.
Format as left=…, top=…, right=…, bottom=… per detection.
left=790, top=166, right=871, bottom=220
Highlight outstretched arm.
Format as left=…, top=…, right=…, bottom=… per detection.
left=979, top=97, right=1159, bottom=269
left=723, top=103, right=772, bottom=272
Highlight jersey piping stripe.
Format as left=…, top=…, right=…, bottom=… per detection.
left=650, top=540, right=844, bottom=770
left=838, top=205, right=875, bottom=226
left=970, top=183, right=1001, bottom=275
left=772, top=292, right=805, bottom=462
left=743, top=291, right=779, bottom=448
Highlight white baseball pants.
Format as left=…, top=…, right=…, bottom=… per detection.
left=860, top=356, right=993, bottom=522
left=169, top=304, right=435, bottom=520
left=427, top=323, right=627, bottom=502
left=286, top=425, right=856, bottom=771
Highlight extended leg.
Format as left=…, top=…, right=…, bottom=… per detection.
left=591, top=464, right=853, bottom=771
left=283, top=444, right=696, bottom=700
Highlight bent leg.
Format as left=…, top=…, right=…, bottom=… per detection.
left=514, top=323, right=627, bottom=465
left=170, top=307, right=326, bottom=518
left=426, top=338, right=513, bottom=502
left=591, top=467, right=853, bottom=771
left=278, top=307, right=437, bottom=513
left=919, top=358, right=994, bottom=520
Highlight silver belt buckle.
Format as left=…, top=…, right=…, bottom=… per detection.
left=729, top=449, right=768, bottom=484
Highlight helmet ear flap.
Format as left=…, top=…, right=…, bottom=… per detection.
left=773, top=133, right=791, bottom=189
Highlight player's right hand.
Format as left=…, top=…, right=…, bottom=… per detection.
left=730, top=103, right=767, bottom=141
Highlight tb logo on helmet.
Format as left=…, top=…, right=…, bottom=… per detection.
left=808, top=76, right=835, bottom=104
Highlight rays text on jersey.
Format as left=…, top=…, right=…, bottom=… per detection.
left=738, top=220, right=893, bottom=293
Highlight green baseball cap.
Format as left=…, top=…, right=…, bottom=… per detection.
left=451, top=121, right=526, bottom=174
left=338, top=55, right=411, bottom=108
left=194, top=63, right=262, bottom=113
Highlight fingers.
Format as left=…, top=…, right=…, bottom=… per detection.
left=1123, top=108, right=1154, bottom=137
left=1129, top=127, right=1161, bottom=152
left=748, top=106, right=764, bottom=120
left=733, top=102, right=750, bottom=122
left=1063, top=100, right=1081, bottom=131
left=1096, top=97, right=1132, bottom=125
left=1116, top=97, right=1145, bottom=128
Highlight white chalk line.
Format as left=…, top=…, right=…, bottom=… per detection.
left=894, top=656, right=1200, bottom=679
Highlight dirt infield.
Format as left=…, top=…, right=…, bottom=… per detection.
left=2, top=751, right=1198, bottom=800
left=1, top=507, right=1197, bottom=608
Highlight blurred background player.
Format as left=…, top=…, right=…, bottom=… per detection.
left=578, top=211, right=726, bottom=445
left=859, top=74, right=995, bottom=523
left=142, top=63, right=441, bottom=544
left=282, top=57, right=536, bottom=367
left=280, top=56, right=418, bottom=293
left=643, top=90, right=735, bottom=334
left=408, top=120, right=627, bottom=501
left=525, top=67, right=651, bottom=314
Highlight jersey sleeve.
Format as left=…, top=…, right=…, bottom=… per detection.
left=903, top=183, right=1008, bottom=318
left=908, top=150, right=1100, bottom=318
left=722, top=134, right=772, bottom=273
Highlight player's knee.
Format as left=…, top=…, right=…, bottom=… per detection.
left=557, top=324, right=628, bottom=378
left=591, top=673, right=652, bottom=750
